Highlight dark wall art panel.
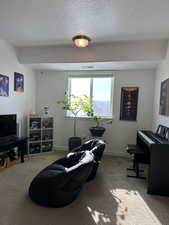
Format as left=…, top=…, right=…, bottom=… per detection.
left=159, top=78, right=169, bottom=116
left=120, top=87, right=139, bottom=121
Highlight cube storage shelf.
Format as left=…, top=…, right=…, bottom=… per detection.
left=28, top=116, right=54, bottom=155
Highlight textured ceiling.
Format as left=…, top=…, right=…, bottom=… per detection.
left=0, top=0, right=169, bottom=46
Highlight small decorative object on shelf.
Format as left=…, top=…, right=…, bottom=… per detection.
left=42, top=106, right=50, bottom=117
left=28, top=116, right=54, bottom=155
left=42, top=117, right=53, bottom=129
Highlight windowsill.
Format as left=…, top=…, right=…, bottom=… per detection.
left=65, top=116, right=114, bottom=120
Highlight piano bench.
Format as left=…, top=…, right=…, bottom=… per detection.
left=126, top=144, right=146, bottom=179
left=126, top=144, right=144, bottom=154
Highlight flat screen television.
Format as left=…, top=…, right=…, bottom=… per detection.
left=0, top=114, right=17, bottom=138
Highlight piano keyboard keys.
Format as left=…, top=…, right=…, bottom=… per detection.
left=138, top=131, right=155, bottom=145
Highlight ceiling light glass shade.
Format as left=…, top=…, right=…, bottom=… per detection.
left=72, top=35, right=91, bottom=47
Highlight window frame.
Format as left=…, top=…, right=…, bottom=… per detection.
left=67, top=75, right=114, bottom=119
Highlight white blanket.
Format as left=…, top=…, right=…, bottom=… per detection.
left=65, top=151, right=94, bottom=172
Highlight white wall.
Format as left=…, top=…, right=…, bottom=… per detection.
left=36, top=69, right=155, bottom=155
left=0, top=39, right=36, bottom=136
left=17, top=40, right=167, bottom=64
left=153, top=41, right=169, bottom=131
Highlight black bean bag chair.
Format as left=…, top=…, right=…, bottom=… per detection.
left=29, top=151, right=94, bottom=207
left=69, top=139, right=106, bottom=181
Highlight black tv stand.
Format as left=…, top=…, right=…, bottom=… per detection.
left=0, top=136, right=27, bottom=163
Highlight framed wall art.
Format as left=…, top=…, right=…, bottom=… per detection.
left=0, top=74, right=9, bottom=97
left=120, top=87, right=139, bottom=121
left=159, top=78, right=169, bottom=116
left=14, top=72, right=24, bottom=92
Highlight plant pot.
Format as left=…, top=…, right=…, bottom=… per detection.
left=89, top=127, right=106, bottom=137
left=68, top=137, right=82, bottom=152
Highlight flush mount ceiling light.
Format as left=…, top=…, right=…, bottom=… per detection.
left=72, top=35, right=91, bottom=48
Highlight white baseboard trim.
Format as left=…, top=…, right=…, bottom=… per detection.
left=53, top=145, right=129, bottom=158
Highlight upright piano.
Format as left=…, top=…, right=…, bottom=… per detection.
left=137, top=125, right=169, bottom=196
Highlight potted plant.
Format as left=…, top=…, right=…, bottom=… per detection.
left=90, top=115, right=112, bottom=137
left=57, top=94, right=93, bottom=151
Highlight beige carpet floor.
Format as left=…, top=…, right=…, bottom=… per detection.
left=0, top=152, right=169, bottom=225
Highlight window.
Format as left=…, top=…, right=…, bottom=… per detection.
left=67, top=76, right=114, bottom=118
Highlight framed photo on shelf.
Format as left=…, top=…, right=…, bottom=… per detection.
left=29, top=118, right=41, bottom=130
left=0, top=74, right=9, bottom=97
left=120, top=87, right=139, bottom=121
